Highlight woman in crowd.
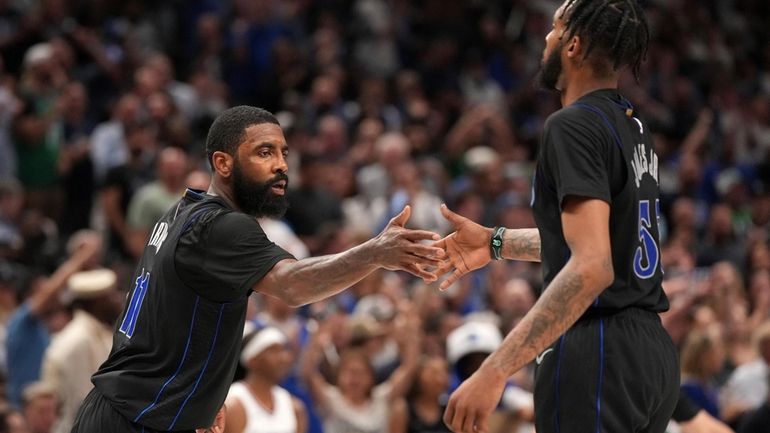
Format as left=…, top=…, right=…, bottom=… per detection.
left=300, top=312, right=419, bottom=433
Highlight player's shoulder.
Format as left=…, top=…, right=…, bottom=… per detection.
left=544, top=104, right=595, bottom=133
left=176, top=197, right=247, bottom=237
left=197, top=204, right=264, bottom=238
left=185, top=197, right=245, bottom=225
left=544, top=102, right=617, bottom=146
left=545, top=103, right=604, bottom=127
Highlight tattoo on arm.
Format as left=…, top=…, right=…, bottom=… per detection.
left=285, top=245, right=378, bottom=304
left=486, top=265, right=603, bottom=377
left=501, top=228, right=541, bottom=262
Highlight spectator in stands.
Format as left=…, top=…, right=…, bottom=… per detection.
left=0, top=2, right=767, bottom=432
left=738, top=371, right=770, bottom=433
left=680, top=327, right=726, bottom=420
left=400, top=355, right=452, bottom=433
left=5, top=232, right=101, bottom=408
left=124, top=146, right=189, bottom=258
left=445, top=320, right=534, bottom=433
left=698, top=204, right=747, bottom=269
left=89, top=94, right=141, bottom=183
left=301, top=312, right=420, bottom=433
left=285, top=154, right=344, bottom=254
left=41, top=269, right=122, bottom=433
left=225, top=326, right=307, bottom=433
left=20, top=382, right=58, bottom=433
left=722, top=321, right=770, bottom=425
left=99, top=121, right=156, bottom=262
left=58, top=82, right=96, bottom=236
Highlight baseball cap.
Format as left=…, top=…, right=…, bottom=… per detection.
left=23, top=43, right=54, bottom=68
left=446, top=321, right=503, bottom=365
left=464, top=146, right=500, bottom=172
left=67, top=269, right=117, bottom=299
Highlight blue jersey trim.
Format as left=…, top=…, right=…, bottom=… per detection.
left=181, top=207, right=213, bottom=235
left=168, top=302, right=227, bottom=430
left=134, top=296, right=201, bottom=423
left=595, top=319, right=605, bottom=433
left=571, top=103, right=624, bottom=151
left=555, top=334, right=566, bottom=433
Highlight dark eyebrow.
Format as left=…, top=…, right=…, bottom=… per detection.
left=255, top=142, right=289, bottom=151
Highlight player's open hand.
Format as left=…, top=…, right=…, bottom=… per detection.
left=434, top=204, right=493, bottom=290
left=373, top=205, right=444, bottom=282
left=443, top=365, right=506, bottom=433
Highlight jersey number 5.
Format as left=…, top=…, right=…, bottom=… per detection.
left=633, top=200, right=660, bottom=279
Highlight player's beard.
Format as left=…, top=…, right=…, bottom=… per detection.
left=537, top=41, right=563, bottom=91
left=232, top=160, right=289, bottom=219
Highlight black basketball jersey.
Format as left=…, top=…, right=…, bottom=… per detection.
left=532, top=88, right=668, bottom=313
left=92, top=189, right=294, bottom=431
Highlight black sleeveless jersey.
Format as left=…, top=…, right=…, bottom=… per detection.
left=92, top=189, right=294, bottom=431
left=531, top=89, right=669, bottom=313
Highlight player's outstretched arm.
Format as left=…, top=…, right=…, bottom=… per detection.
left=443, top=197, right=614, bottom=433
left=435, top=204, right=541, bottom=290
left=254, top=205, right=444, bottom=307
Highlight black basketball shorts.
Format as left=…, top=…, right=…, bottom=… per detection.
left=533, top=307, right=679, bottom=433
left=71, top=388, right=195, bottom=433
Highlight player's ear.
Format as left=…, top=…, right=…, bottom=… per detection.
left=566, top=35, right=580, bottom=58
left=212, top=151, right=233, bottom=178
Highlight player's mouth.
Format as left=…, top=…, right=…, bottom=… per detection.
left=271, top=181, right=287, bottom=195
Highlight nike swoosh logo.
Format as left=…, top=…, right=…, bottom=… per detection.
left=535, top=348, right=554, bottom=365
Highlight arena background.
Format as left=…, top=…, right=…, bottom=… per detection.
left=0, top=0, right=769, bottom=432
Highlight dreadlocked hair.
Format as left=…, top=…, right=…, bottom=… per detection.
left=560, top=0, right=649, bottom=81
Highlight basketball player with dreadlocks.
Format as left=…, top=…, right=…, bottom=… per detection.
left=437, top=1, right=680, bottom=432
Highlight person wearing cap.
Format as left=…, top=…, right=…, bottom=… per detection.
left=41, top=268, right=123, bottom=433
left=71, top=107, right=442, bottom=433
left=5, top=232, right=101, bottom=409
left=14, top=41, right=68, bottom=212
left=445, top=321, right=534, bottom=433
left=224, top=327, right=307, bottom=433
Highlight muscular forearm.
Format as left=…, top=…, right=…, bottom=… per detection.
left=482, top=258, right=611, bottom=378
left=257, top=240, right=380, bottom=306
left=500, top=228, right=541, bottom=262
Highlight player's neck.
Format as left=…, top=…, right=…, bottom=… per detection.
left=207, top=178, right=240, bottom=212
left=560, top=72, right=619, bottom=107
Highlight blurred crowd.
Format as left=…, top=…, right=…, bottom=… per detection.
left=0, top=0, right=769, bottom=433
